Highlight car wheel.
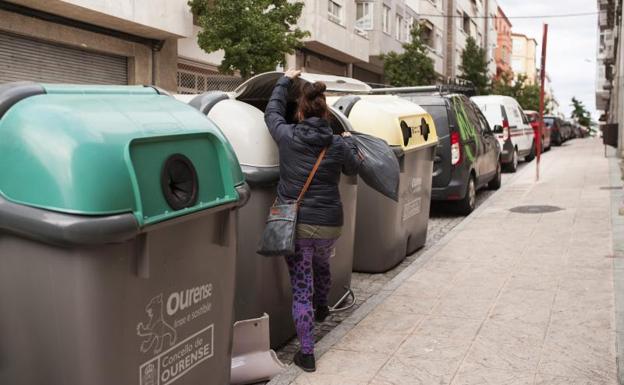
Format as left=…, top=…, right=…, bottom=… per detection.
left=525, top=142, right=536, bottom=162
left=488, top=162, right=502, bottom=190
left=505, top=149, right=518, bottom=173
left=457, top=176, right=477, bottom=215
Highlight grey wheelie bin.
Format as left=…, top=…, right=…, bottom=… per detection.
left=331, top=94, right=439, bottom=273
left=0, top=83, right=250, bottom=385
left=185, top=72, right=367, bottom=349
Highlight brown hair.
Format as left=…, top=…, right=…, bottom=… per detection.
left=296, top=81, right=330, bottom=122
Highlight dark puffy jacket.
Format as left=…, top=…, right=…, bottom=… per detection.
left=264, top=76, right=361, bottom=227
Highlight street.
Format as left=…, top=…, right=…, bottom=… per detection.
left=270, top=137, right=620, bottom=385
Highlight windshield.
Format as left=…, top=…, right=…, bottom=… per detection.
left=474, top=103, right=503, bottom=129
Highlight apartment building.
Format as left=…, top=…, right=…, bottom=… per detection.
left=0, top=0, right=187, bottom=90
left=494, top=6, right=512, bottom=79
left=417, top=0, right=447, bottom=77
left=445, top=0, right=497, bottom=79
left=595, top=0, right=623, bottom=155
left=511, top=33, right=538, bottom=85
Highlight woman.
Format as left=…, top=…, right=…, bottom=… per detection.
left=264, top=69, right=361, bottom=372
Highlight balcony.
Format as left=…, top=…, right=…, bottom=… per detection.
left=5, top=0, right=193, bottom=38
left=297, top=2, right=370, bottom=63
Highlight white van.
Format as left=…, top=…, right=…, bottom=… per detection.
left=471, top=95, right=535, bottom=172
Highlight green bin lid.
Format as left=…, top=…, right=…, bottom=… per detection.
left=0, top=84, right=244, bottom=226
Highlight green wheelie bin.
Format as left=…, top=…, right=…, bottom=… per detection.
left=0, top=82, right=250, bottom=385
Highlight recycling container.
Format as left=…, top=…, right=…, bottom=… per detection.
left=0, top=82, right=250, bottom=385
left=331, top=94, right=439, bottom=273
left=184, top=71, right=365, bottom=348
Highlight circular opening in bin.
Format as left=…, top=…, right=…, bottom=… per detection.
left=421, top=118, right=430, bottom=141
left=161, top=154, right=199, bottom=211
left=400, top=120, right=412, bottom=146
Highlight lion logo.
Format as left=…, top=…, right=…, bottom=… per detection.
left=137, top=294, right=177, bottom=355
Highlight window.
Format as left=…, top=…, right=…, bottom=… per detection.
left=420, top=22, right=435, bottom=49
left=462, top=13, right=471, bottom=35
left=406, top=16, right=415, bottom=42
left=328, top=0, right=343, bottom=24
left=395, top=14, right=403, bottom=41
left=356, top=2, right=374, bottom=30
left=382, top=5, right=391, bottom=34
left=519, top=108, right=529, bottom=124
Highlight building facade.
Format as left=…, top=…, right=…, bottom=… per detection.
left=444, top=0, right=497, bottom=80
left=595, top=0, right=623, bottom=155
left=0, top=0, right=188, bottom=91
left=416, top=0, right=447, bottom=77
left=494, top=6, right=512, bottom=80
left=0, top=0, right=513, bottom=95
left=511, top=33, right=538, bottom=85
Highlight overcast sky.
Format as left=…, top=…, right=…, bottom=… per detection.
left=497, top=0, right=598, bottom=119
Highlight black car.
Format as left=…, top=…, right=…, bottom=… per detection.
left=396, top=92, right=502, bottom=214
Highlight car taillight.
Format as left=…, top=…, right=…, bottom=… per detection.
left=451, top=131, right=461, bottom=166
left=502, top=119, right=510, bottom=141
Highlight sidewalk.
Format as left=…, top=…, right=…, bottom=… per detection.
left=271, top=138, right=619, bottom=385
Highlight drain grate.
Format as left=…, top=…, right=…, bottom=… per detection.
left=600, top=186, right=623, bottom=190
left=509, top=205, right=564, bottom=214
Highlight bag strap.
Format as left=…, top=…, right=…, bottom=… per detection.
left=296, top=147, right=327, bottom=203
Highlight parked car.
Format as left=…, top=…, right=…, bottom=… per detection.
left=544, top=116, right=566, bottom=145
left=390, top=92, right=501, bottom=215
left=561, top=121, right=574, bottom=141
left=471, top=96, right=535, bottom=172
left=524, top=110, right=551, bottom=151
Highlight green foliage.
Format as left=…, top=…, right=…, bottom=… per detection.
left=571, top=97, right=592, bottom=126
left=382, top=25, right=437, bottom=87
left=459, top=37, right=490, bottom=95
left=188, top=0, right=309, bottom=78
left=492, top=73, right=550, bottom=113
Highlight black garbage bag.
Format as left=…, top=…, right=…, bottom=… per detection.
left=352, top=131, right=400, bottom=201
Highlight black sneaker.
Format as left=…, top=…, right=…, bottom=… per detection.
left=315, top=305, right=330, bottom=323
left=293, top=351, right=316, bottom=372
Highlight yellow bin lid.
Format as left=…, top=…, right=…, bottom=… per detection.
left=329, top=95, right=438, bottom=152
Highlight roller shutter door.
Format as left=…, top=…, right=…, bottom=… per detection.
left=0, top=31, right=128, bottom=85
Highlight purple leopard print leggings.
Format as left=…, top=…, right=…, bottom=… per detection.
left=285, top=238, right=336, bottom=354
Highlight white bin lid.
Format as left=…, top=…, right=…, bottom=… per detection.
left=234, top=72, right=371, bottom=102
left=207, top=99, right=278, bottom=168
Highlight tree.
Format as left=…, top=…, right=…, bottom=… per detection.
left=188, top=0, right=309, bottom=78
left=459, top=36, right=490, bottom=95
left=492, top=73, right=549, bottom=112
left=571, top=97, right=592, bottom=126
left=382, top=25, right=436, bottom=87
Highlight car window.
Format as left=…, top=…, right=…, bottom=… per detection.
left=449, top=96, right=479, bottom=143
left=519, top=109, right=529, bottom=125
left=463, top=98, right=485, bottom=133
left=474, top=102, right=502, bottom=129
left=544, top=117, right=555, bottom=127
left=501, top=105, right=509, bottom=122
left=476, top=110, right=491, bottom=134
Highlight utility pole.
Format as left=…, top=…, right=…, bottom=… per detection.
left=537, top=24, right=549, bottom=182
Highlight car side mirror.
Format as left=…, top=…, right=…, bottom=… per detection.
left=493, top=125, right=504, bottom=133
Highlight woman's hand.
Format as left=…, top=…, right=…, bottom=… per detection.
left=341, top=131, right=352, bottom=138
left=285, top=69, right=302, bottom=79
